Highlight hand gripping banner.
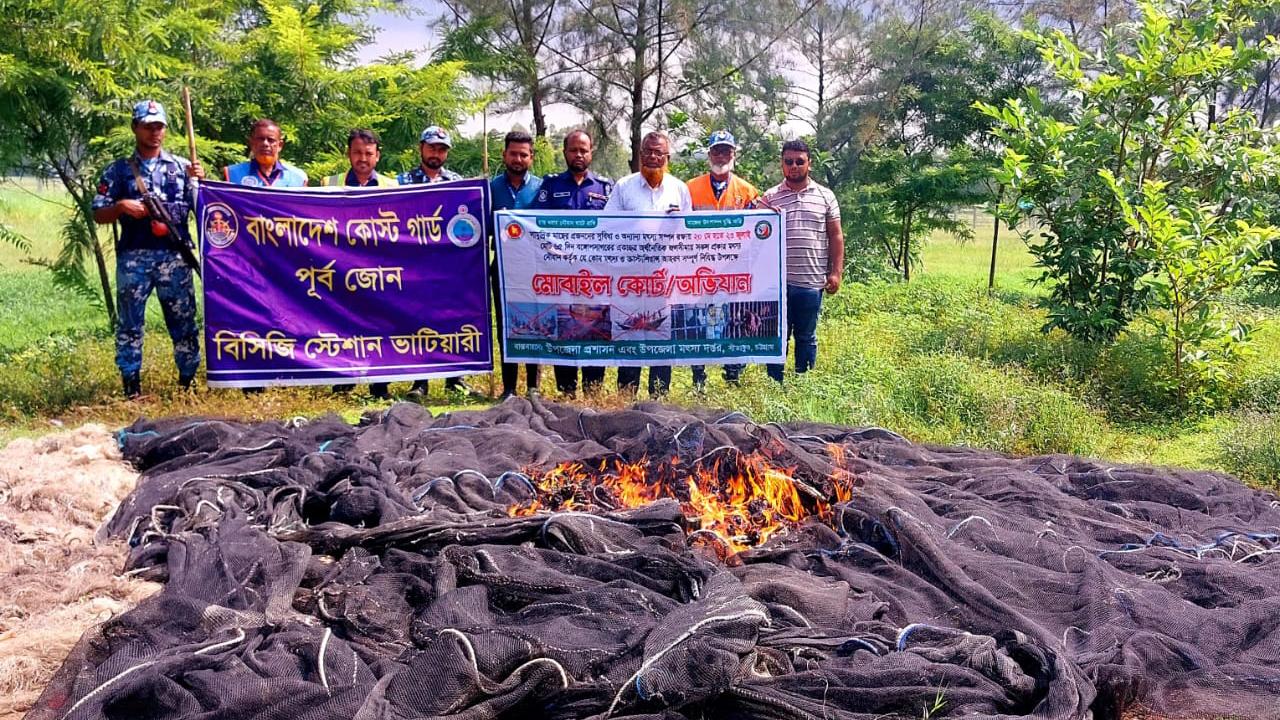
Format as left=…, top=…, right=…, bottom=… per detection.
left=495, top=210, right=786, bottom=366
left=198, top=179, right=493, bottom=387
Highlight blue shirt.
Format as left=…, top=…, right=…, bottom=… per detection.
left=224, top=159, right=308, bottom=187
left=490, top=171, right=543, bottom=212
left=397, top=166, right=464, bottom=185
left=93, top=150, right=194, bottom=252
left=531, top=170, right=613, bottom=210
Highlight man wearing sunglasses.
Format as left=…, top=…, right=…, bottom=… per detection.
left=763, top=139, right=844, bottom=382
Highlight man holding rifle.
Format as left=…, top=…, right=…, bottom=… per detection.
left=93, top=100, right=205, bottom=399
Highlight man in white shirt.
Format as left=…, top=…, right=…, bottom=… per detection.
left=605, top=131, right=692, bottom=397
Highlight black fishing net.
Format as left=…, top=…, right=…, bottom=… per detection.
left=26, top=399, right=1280, bottom=720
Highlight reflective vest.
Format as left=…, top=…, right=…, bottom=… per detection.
left=321, top=171, right=397, bottom=187
left=687, top=173, right=761, bottom=211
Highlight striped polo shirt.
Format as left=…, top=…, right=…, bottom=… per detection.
left=764, top=179, right=841, bottom=288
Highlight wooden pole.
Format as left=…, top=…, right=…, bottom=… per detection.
left=181, top=86, right=198, bottom=167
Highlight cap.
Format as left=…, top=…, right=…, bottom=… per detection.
left=420, top=126, right=453, bottom=147
left=132, top=100, right=168, bottom=126
left=707, top=129, right=737, bottom=149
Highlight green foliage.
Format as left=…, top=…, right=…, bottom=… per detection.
left=0, top=333, right=118, bottom=420
left=1219, top=410, right=1280, bottom=486
left=0, top=0, right=471, bottom=327
left=830, top=13, right=1046, bottom=280
left=980, top=0, right=1280, bottom=344
left=1101, top=172, right=1278, bottom=407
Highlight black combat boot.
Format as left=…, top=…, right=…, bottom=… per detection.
left=122, top=374, right=142, bottom=399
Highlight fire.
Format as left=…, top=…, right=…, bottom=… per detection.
left=509, top=446, right=857, bottom=553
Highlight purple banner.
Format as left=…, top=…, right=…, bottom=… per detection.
left=197, top=179, right=492, bottom=387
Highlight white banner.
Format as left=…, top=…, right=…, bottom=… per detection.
left=494, top=209, right=786, bottom=366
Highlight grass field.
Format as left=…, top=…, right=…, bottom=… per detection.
left=2, top=178, right=1277, bottom=486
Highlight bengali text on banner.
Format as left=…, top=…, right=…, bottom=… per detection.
left=198, top=179, right=492, bottom=387
left=495, top=209, right=786, bottom=366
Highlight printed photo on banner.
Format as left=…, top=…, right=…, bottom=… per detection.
left=494, top=209, right=786, bottom=367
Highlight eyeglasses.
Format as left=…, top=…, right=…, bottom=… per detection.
left=783, top=158, right=807, bottom=166
left=641, top=148, right=669, bottom=158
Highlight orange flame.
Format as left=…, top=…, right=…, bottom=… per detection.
left=510, top=446, right=858, bottom=553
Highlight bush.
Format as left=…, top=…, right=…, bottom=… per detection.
left=0, top=333, right=119, bottom=420
left=1219, top=411, right=1280, bottom=487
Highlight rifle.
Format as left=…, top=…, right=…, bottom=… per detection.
left=126, top=158, right=202, bottom=277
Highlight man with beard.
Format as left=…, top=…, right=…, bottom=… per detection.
left=92, top=100, right=206, bottom=398
left=224, top=119, right=308, bottom=187
left=397, top=125, right=474, bottom=400
left=323, top=129, right=397, bottom=399
left=685, top=129, right=761, bottom=390
left=321, top=128, right=398, bottom=188
left=398, top=125, right=465, bottom=185
left=763, top=139, right=844, bottom=382
left=490, top=130, right=544, bottom=398
left=532, top=129, right=613, bottom=396
left=604, top=131, right=692, bottom=398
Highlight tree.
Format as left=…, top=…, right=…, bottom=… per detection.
left=434, top=0, right=562, bottom=138
left=981, top=0, right=1280, bottom=344
left=551, top=0, right=812, bottom=169
left=0, top=0, right=471, bottom=329
left=831, top=12, right=1045, bottom=280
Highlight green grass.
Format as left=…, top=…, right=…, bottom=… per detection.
left=0, top=186, right=1277, bottom=487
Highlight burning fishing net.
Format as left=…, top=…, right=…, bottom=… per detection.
left=26, top=399, right=1280, bottom=720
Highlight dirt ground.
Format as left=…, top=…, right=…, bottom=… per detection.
left=0, top=424, right=157, bottom=720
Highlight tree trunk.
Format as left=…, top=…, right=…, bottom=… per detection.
left=628, top=0, right=648, bottom=172
left=519, top=0, right=548, bottom=137
left=988, top=186, right=1003, bottom=292
left=51, top=156, right=117, bottom=328
left=900, top=207, right=914, bottom=282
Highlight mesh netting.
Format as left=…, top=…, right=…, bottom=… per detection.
left=27, top=398, right=1280, bottom=720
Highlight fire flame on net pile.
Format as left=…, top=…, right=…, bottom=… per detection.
left=509, top=445, right=856, bottom=552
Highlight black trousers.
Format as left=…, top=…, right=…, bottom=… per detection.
left=554, top=365, right=606, bottom=395
left=617, top=366, right=671, bottom=397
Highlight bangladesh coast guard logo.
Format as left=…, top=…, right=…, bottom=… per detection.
left=505, top=222, right=524, bottom=240
left=754, top=220, right=773, bottom=240
left=203, top=203, right=238, bottom=249
left=446, top=205, right=481, bottom=248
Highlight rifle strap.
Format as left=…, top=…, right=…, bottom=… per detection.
left=126, top=157, right=151, bottom=198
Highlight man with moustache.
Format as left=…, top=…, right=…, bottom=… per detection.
left=532, top=129, right=613, bottom=396
left=322, top=128, right=398, bottom=188
left=490, top=130, right=544, bottom=398
left=604, top=131, right=692, bottom=398
left=685, top=129, right=761, bottom=390
left=323, top=129, right=397, bottom=398
left=224, top=119, right=308, bottom=187
left=397, top=125, right=473, bottom=400
left=763, top=139, right=844, bottom=382
left=398, top=125, right=464, bottom=185
left=92, top=100, right=206, bottom=398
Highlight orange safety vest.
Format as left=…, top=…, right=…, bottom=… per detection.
left=686, top=173, right=761, bottom=211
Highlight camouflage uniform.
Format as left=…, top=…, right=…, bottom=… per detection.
left=92, top=150, right=200, bottom=386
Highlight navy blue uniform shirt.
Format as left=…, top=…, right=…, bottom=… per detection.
left=531, top=170, right=613, bottom=210
left=92, top=151, right=194, bottom=252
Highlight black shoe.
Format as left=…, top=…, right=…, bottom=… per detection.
left=369, top=383, right=391, bottom=400
left=122, top=375, right=141, bottom=399
left=406, top=385, right=427, bottom=403
left=178, top=373, right=196, bottom=390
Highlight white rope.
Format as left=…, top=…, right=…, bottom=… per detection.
left=60, top=660, right=157, bottom=720
left=194, top=628, right=246, bottom=655
left=318, top=628, right=332, bottom=693
left=602, top=608, right=769, bottom=718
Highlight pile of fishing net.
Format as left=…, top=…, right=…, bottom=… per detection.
left=27, top=399, right=1280, bottom=719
